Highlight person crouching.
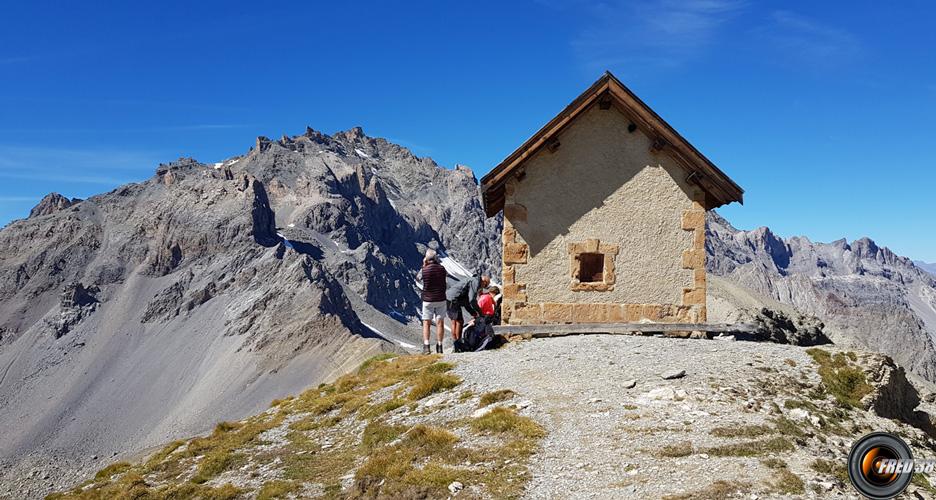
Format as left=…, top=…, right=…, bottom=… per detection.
left=446, top=273, right=490, bottom=344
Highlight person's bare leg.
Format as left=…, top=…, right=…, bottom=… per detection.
left=453, top=319, right=463, bottom=341
left=422, top=320, right=431, bottom=349
left=435, top=318, right=445, bottom=345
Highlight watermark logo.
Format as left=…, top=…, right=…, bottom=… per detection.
left=847, top=432, right=915, bottom=499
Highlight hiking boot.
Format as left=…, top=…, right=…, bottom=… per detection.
left=422, top=344, right=431, bottom=355
left=435, top=344, right=443, bottom=354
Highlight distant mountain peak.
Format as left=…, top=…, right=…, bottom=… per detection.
left=707, top=211, right=936, bottom=382
left=29, top=192, right=81, bottom=218
left=916, top=260, right=936, bottom=276
left=334, top=126, right=367, bottom=143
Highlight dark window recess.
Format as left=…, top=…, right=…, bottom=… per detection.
left=578, top=253, right=604, bottom=282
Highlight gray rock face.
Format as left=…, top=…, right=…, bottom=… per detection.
left=47, top=283, right=100, bottom=338
left=707, top=212, right=936, bottom=382
left=749, top=307, right=830, bottom=346
left=28, top=193, right=81, bottom=219
left=0, top=126, right=500, bottom=495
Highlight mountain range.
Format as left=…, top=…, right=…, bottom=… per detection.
left=917, top=261, right=936, bottom=277
left=1, top=127, right=935, bottom=496
left=708, top=213, right=936, bottom=386
left=0, top=127, right=500, bottom=493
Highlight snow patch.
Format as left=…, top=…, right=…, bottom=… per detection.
left=361, top=321, right=416, bottom=349
left=354, top=148, right=370, bottom=159
left=213, top=159, right=238, bottom=169
left=276, top=233, right=294, bottom=250
left=441, top=256, right=473, bottom=281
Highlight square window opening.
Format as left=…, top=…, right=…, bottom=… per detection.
left=578, top=253, right=604, bottom=283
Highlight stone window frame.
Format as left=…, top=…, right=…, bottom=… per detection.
left=568, top=239, right=619, bottom=292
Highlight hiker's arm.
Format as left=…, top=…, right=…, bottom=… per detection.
left=467, top=279, right=481, bottom=317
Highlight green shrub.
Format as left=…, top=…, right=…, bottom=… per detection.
left=806, top=349, right=872, bottom=407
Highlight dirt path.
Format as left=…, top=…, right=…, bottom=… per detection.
left=450, top=334, right=934, bottom=499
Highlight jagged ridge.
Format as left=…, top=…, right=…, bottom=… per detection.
left=0, top=126, right=500, bottom=498
left=707, top=212, right=936, bottom=383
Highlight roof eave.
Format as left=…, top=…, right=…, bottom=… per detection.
left=480, top=72, right=744, bottom=216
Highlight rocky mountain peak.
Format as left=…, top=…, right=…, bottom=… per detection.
left=334, top=126, right=367, bottom=144
left=708, top=210, right=936, bottom=381
left=254, top=135, right=272, bottom=153
left=301, top=126, right=331, bottom=144
left=454, top=164, right=477, bottom=182
left=28, top=193, right=80, bottom=219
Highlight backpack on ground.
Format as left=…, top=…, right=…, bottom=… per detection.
left=456, top=316, right=495, bottom=352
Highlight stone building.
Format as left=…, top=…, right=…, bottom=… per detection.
left=480, top=72, right=743, bottom=325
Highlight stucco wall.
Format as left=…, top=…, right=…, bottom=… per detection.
left=507, top=104, right=695, bottom=306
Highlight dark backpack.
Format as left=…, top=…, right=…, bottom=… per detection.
left=456, top=316, right=495, bottom=352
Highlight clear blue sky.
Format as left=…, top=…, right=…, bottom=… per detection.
left=2, top=1, right=934, bottom=261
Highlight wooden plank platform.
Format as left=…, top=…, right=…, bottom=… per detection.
left=493, top=322, right=756, bottom=339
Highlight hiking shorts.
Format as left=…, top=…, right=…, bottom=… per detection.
left=421, top=301, right=446, bottom=322
left=447, top=297, right=469, bottom=323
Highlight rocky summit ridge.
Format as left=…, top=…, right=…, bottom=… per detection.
left=0, top=126, right=499, bottom=497
left=707, top=212, right=936, bottom=384
left=1, top=126, right=936, bottom=498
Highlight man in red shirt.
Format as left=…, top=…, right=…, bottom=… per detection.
left=417, top=249, right=448, bottom=354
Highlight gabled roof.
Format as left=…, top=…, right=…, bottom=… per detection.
left=480, top=72, right=743, bottom=217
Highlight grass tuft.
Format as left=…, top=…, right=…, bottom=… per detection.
left=408, top=371, right=461, bottom=400
left=362, top=421, right=407, bottom=450
left=214, top=421, right=241, bottom=434
left=45, top=353, right=543, bottom=500
left=144, top=440, right=185, bottom=470
left=479, top=389, right=516, bottom=407
left=256, top=479, right=300, bottom=500
left=357, top=353, right=399, bottom=374
left=761, top=458, right=786, bottom=469
left=402, top=425, right=459, bottom=455
left=811, top=458, right=849, bottom=483
left=93, top=462, right=131, bottom=482
left=191, top=451, right=246, bottom=484
left=662, top=480, right=750, bottom=500
left=710, top=424, right=771, bottom=438
left=913, top=473, right=936, bottom=495
left=772, top=416, right=807, bottom=438
left=705, top=437, right=795, bottom=457
left=471, top=407, right=545, bottom=438
left=768, top=466, right=805, bottom=495
left=656, top=441, right=693, bottom=458
left=806, top=349, right=872, bottom=408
